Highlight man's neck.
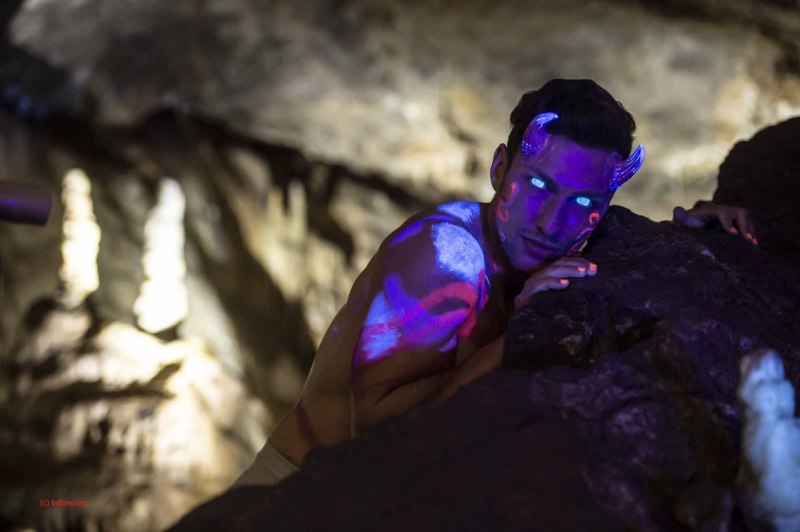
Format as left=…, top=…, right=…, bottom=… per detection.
left=479, top=202, right=527, bottom=295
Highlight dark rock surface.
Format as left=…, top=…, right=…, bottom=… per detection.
left=712, top=116, right=800, bottom=263
left=503, top=206, right=800, bottom=529
left=169, top=121, right=800, bottom=530
left=170, top=374, right=627, bottom=531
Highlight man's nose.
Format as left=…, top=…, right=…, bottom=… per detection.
left=535, top=197, right=564, bottom=237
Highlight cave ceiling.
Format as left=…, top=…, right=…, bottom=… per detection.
left=7, top=0, right=800, bottom=220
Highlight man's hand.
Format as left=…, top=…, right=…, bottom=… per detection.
left=673, top=201, right=758, bottom=247
left=514, top=257, right=597, bottom=311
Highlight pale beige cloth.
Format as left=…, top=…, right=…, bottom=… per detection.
left=232, top=440, right=299, bottom=487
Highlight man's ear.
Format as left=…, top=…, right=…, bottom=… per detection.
left=490, top=144, right=509, bottom=192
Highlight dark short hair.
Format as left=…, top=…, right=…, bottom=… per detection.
left=507, top=79, right=636, bottom=165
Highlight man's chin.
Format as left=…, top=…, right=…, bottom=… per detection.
left=504, top=240, right=564, bottom=273
left=519, top=236, right=564, bottom=259
left=512, top=253, right=552, bottom=273
left=524, top=247, right=563, bottom=264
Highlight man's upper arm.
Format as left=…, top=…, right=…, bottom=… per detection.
left=351, top=220, right=485, bottom=403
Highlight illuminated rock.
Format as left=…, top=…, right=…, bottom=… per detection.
left=737, top=349, right=800, bottom=532
left=0, top=111, right=317, bottom=531
left=58, top=168, right=100, bottom=308
left=0, top=312, right=270, bottom=532
left=10, top=0, right=800, bottom=221
left=133, top=178, right=188, bottom=333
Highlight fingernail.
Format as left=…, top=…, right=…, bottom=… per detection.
left=578, top=266, right=586, bottom=273
left=730, top=227, right=738, bottom=234
left=746, top=232, right=753, bottom=239
left=560, top=279, right=568, bottom=285
left=589, top=263, right=597, bottom=271
left=753, top=238, right=759, bottom=245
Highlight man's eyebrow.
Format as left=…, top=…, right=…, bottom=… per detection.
left=528, top=166, right=606, bottom=198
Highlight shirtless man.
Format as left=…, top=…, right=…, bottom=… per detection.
left=232, top=78, right=757, bottom=487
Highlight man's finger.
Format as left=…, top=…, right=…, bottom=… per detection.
left=515, top=276, right=572, bottom=309
left=672, top=206, right=688, bottom=225
left=539, top=258, right=593, bottom=273
left=543, top=263, right=598, bottom=278
left=553, top=256, right=596, bottom=268
left=735, top=210, right=758, bottom=246
left=536, top=277, right=572, bottom=292
left=733, top=209, right=747, bottom=233
left=718, top=211, right=737, bottom=234
left=673, top=206, right=706, bottom=228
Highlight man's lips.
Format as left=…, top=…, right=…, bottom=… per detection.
left=520, top=234, right=561, bottom=254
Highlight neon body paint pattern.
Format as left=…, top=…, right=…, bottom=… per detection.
left=354, top=202, right=488, bottom=369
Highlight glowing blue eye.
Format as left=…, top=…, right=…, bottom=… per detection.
left=530, top=177, right=546, bottom=189
left=576, top=196, right=592, bottom=207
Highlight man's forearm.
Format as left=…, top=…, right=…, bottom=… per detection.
left=354, top=369, right=452, bottom=433
left=353, top=334, right=506, bottom=433
left=427, top=335, right=505, bottom=406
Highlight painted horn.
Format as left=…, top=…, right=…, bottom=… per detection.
left=521, top=112, right=559, bottom=159
left=609, top=144, right=645, bottom=192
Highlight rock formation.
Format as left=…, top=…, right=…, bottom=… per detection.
left=9, top=0, right=800, bottom=221
left=712, top=116, right=800, bottom=264
left=1, top=313, right=269, bottom=531
left=737, top=349, right=800, bottom=532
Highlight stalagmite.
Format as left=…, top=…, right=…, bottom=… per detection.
left=737, top=349, right=800, bottom=532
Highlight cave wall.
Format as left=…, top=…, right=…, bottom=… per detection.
left=10, top=0, right=800, bottom=220
left=0, top=0, right=799, bottom=530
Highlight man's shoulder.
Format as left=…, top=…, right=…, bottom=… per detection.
left=432, top=201, right=482, bottom=227
left=388, top=201, right=482, bottom=242
left=378, top=201, right=486, bottom=282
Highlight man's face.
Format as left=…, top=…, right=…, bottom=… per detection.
left=490, top=134, right=615, bottom=272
